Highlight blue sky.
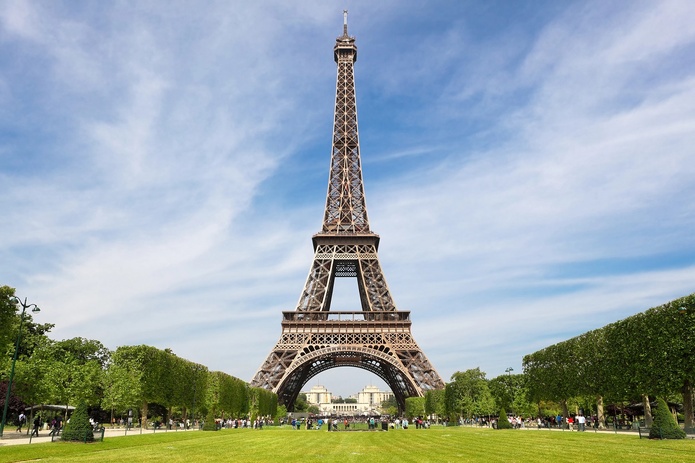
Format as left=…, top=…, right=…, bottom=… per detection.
left=1, top=0, right=694, bottom=398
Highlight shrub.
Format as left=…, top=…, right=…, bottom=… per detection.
left=61, top=402, right=94, bottom=442
left=497, top=409, right=512, bottom=429
left=649, top=398, right=685, bottom=439
left=202, top=410, right=218, bottom=431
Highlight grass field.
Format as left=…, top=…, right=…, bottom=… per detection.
left=1, top=426, right=693, bottom=463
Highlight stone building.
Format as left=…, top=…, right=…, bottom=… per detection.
left=301, top=384, right=393, bottom=416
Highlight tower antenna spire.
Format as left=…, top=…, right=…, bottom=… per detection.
left=343, top=9, right=348, bottom=37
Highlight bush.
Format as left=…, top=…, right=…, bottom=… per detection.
left=649, top=398, right=685, bottom=439
left=497, top=409, right=512, bottom=429
left=61, top=402, right=94, bottom=442
left=202, top=410, right=218, bottom=431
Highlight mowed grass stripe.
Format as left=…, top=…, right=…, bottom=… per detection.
left=1, top=426, right=693, bottom=463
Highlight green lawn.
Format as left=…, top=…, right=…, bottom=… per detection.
left=1, top=426, right=693, bottom=463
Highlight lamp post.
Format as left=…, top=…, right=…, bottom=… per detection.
left=0, top=296, right=40, bottom=437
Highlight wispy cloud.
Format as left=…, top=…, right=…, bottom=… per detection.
left=1, top=0, right=694, bottom=397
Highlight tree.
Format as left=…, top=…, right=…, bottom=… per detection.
left=523, top=292, right=695, bottom=430
left=0, top=286, right=18, bottom=362
left=649, top=397, right=685, bottom=439
left=294, top=393, right=308, bottom=412
left=489, top=373, right=535, bottom=417
left=248, top=387, right=277, bottom=422
left=61, top=401, right=94, bottom=442
left=1, top=286, right=54, bottom=415
left=208, top=370, right=249, bottom=419
left=381, top=395, right=398, bottom=417
left=488, top=375, right=514, bottom=412
left=101, top=358, right=141, bottom=426
left=202, top=408, right=218, bottom=431
left=405, top=397, right=425, bottom=420
left=446, top=368, right=493, bottom=419
left=497, top=408, right=512, bottom=429
left=37, top=338, right=109, bottom=410
left=424, top=389, right=445, bottom=421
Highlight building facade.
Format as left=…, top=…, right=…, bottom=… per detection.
left=302, top=384, right=393, bottom=416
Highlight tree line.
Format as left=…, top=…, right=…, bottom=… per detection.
left=0, top=286, right=277, bottom=427
left=3, top=285, right=693, bottom=429
left=405, top=293, right=694, bottom=430
left=523, top=292, right=694, bottom=430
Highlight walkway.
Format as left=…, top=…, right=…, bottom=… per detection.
left=0, top=426, right=197, bottom=447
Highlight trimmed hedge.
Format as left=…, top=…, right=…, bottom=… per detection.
left=61, top=402, right=94, bottom=442
left=497, top=409, right=512, bottom=429
left=649, top=398, right=685, bottom=439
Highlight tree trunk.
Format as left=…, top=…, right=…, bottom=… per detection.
left=141, top=401, right=148, bottom=429
left=642, top=394, right=653, bottom=427
left=596, top=395, right=606, bottom=429
left=683, top=380, right=694, bottom=432
left=561, top=400, right=569, bottom=428
left=28, top=405, right=35, bottom=435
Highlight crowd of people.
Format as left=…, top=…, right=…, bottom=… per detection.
left=459, top=414, right=593, bottom=431
left=11, top=412, right=66, bottom=437
left=282, top=416, right=438, bottom=431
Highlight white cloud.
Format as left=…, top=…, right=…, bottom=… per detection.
left=1, top=0, right=694, bottom=400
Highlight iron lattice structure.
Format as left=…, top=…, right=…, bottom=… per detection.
left=251, top=12, right=444, bottom=412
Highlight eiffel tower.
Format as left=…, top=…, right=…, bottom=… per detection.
left=251, top=11, right=444, bottom=412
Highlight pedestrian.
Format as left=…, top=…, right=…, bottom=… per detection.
left=577, top=414, right=586, bottom=432
left=16, top=412, right=26, bottom=432
left=31, top=416, right=41, bottom=437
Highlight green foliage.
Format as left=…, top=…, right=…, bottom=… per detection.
left=649, top=398, right=686, bottom=439
left=489, top=373, right=535, bottom=417
left=208, top=370, right=249, bottom=418
left=0, top=286, right=18, bottom=361
left=1, top=290, right=275, bottom=429
left=11, top=337, right=52, bottom=407
left=27, top=337, right=109, bottom=408
left=293, top=393, right=308, bottom=412
left=202, top=408, right=218, bottom=431
left=382, top=395, right=399, bottom=416
left=405, top=396, right=425, bottom=419
left=1, top=287, right=54, bottom=392
left=497, top=408, right=512, bottom=429
left=275, top=404, right=288, bottom=424
left=248, top=386, right=278, bottom=423
left=61, top=401, right=94, bottom=442
left=424, top=389, right=445, bottom=418
left=523, top=292, right=695, bottom=429
left=445, top=368, right=494, bottom=418
left=110, top=345, right=212, bottom=424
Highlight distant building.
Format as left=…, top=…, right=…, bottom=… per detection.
left=304, top=384, right=332, bottom=406
left=301, top=384, right=393, bottom=416
left=355, top=384, right=394, bottom=409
